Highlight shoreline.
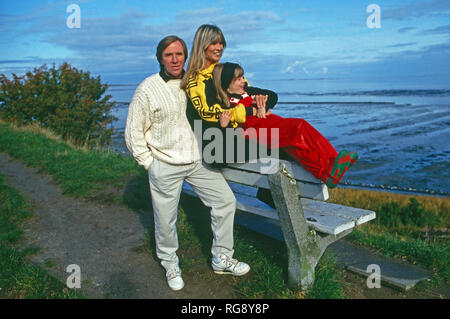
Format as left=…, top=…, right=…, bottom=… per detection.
left=340, top=183, right=449, bottom=198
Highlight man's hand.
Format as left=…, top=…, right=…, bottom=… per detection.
left=219, top=111, right=232, bottom=127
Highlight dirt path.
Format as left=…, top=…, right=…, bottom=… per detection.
left=0, top=152, right=234, bottom=299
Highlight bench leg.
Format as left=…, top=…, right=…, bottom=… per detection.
left=267, top=163, right=350, bottom=291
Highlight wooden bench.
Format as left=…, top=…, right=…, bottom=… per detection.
left=182, top=158, right=376, bottom=291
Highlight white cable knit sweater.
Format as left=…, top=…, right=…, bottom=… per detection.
left=125, top=73, right=201, bottom=170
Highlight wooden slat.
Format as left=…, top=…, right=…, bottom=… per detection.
left=221, top=168, right=269, bottom=188
left=301, top=199, right=376, bottom=225
left=182, top=184, right=354, bottom=235
left=231, top=191, right=354, bottom=235
left=221, top=168, right=328, bottom=200
left=225, top=158, right=322, bottom=184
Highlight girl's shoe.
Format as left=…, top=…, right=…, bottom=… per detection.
left=325, top=150, right=358, bottom=189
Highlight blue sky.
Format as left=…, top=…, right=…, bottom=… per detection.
left=0, top=0, right=449, bottom=87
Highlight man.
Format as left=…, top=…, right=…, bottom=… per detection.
left=124, top=36, right=250, bottom=291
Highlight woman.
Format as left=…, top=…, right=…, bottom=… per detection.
left=181, top=25, right=269, bottom=122
left=182, top=24, right=357, bottom=190
left=181, top=24, right=274, bottom=165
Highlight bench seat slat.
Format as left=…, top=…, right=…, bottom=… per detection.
left=182, top=184, right=354, bottom=235
left=232, top=191, right=355, bottom=235
left=301, top=199, right=376, bottom=225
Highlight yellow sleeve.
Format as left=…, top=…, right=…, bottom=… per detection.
left=230, top=103, right=247, bottom=124
left=185, top=71, right=246, bottom=126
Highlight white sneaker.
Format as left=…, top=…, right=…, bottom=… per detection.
left=212, top=254, right=250, bottom=276
left=166, top=266, right=184, bottom=291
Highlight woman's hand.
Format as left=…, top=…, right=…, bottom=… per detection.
left=254, top=94, right=268, bottom=109
left=219, top=111, right=232, bottom=127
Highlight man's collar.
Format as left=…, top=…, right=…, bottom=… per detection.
left=159, top=69, right=185, bottom=82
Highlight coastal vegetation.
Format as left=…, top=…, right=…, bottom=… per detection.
left=0, top=63, right=116, bottom=148
left=330, top=188, right=449, bottom=287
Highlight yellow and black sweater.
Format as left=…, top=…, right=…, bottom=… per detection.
left=185, top=63, right=250, bottom=128
left=185, top=63, right=278, bottom=166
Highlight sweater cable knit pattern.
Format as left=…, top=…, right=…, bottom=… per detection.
left=125, top=73, right=201, bottom=170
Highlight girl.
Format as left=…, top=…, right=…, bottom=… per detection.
left=182, top=24, right=275, bottom=167
left=212, top=62, right=358, bottom=188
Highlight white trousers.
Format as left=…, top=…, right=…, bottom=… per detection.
left=148, top=158, right=236, bottom=271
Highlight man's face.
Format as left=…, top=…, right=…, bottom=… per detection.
left=161, top=40, right=185, bottom=79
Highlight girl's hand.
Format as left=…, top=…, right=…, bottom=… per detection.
left=256, top=107, right=266, bottom=118
left=219, top=111, right=232, bottom=127
left=252, top=107, right=267, bottom=118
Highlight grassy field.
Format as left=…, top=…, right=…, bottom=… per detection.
left=329, top=188, right=449, bottom=287
left=0, top=120, right=448, bottom=298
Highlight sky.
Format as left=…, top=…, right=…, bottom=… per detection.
left=0, top=0, right=449, bottom=89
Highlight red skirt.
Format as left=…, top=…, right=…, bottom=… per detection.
left=240, top=114, right=338, bottom=182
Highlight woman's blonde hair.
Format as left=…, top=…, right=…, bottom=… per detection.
left=181, top=24, right=226, bottom=90
left=212, top=63, right=244, bottom=108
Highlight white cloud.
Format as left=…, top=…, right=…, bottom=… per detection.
left=283, top=60, right=303, bottom=73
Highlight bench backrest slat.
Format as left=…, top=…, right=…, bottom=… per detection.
left=225, top=159, right=322, bottom=184
left=221, top=167, right=329, bottom=201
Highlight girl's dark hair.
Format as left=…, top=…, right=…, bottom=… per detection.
left=212, top=63, right=245, bottom=108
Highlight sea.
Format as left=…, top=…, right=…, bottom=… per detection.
left=106, top=76, right=450, bottom=197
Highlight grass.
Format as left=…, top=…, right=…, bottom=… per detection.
left=1, top=120, right=448, bottom=298
left=177, top=201, right=344, bottom=299
left=0, top=173, right=83, bottom=299
left=0, top=120, right=141, bottom=198
left=329, top=187, right=450, bottom=286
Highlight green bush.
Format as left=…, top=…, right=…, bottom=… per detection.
left=0, top=63, right=117, bottom=147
